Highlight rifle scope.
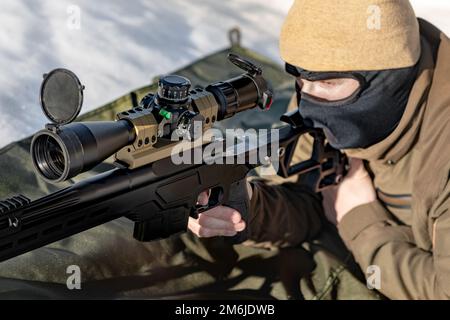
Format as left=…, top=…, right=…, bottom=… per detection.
left=31, top=54, right=273, bottom=183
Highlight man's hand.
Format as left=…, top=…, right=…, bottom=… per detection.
left=188, top=183, right=252, bottom=238
left=322, top=158, right=377, bottom=225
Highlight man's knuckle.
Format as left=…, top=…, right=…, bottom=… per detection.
left=198, top=228, right=210, bottom=238
left=197, top=214, right=208, bottom=224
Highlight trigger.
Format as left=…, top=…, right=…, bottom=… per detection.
left=190, top=187, right=224, bottom=219
left=190, top=203, right=212, bottom=219
left=195, top=204, right=210, bottom=213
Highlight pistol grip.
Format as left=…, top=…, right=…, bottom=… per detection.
left=223, top=178, right=249, bottom=244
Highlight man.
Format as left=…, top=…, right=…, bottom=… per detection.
left=189, top=0, right=450, bottom=299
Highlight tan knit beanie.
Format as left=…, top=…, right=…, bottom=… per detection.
left=280, top=0, right=421, bottom=72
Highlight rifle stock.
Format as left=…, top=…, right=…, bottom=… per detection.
left=0, top=123, right=347, bottom=263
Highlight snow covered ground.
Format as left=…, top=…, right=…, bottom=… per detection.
left=0, top=0, right=448, bottom=147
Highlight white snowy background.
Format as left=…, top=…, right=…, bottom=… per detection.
left=0, top=0, right=448, bottom=147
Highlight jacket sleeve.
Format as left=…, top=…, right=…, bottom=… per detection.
left=245, top=177, right=323, bottom=249
left=242, top=93, right=324, bottom=249
left=337, top=180, right=450, bottom=299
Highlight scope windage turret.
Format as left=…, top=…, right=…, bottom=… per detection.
left=31, top=54, right=273, bottom=183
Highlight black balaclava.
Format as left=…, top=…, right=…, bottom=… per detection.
left=287, top=63, right=419, bottom=149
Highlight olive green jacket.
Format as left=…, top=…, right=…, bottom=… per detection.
left=247, top=19, right=450, bottom=300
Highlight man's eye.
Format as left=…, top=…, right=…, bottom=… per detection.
left=318, top=80, right=335, bottom=86
left=319, top=80, right=342, bottom=86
